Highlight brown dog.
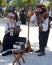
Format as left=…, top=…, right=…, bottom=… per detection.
left=12, top=41, right=33, bottom=65
left=12, top=49, right=25, bottom=65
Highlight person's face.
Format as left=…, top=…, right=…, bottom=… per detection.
left=8, top=17, right=14, bottom=22
left=36, top=7, right=42, bottom=12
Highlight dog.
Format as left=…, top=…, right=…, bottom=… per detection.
left=12, top=41, right=33, bottom=65
left=12, top=49, right=25, bottom=65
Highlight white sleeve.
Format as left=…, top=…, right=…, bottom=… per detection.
left=42, top=18, right=49, bottom=31
left=30, top=13, right=38, bottom=26
left=30, top=13, right=37, bottom=22
left=49, top=11, right=52, bottom=17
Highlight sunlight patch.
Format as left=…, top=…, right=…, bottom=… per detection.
left=8, top=63, right=13, bottom=65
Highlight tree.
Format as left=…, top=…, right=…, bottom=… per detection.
left=44, top=1, right=51, bottom=7
left=44, top=0, right=52, bottom=11
left=1, top=0, right=7, bottom=6
left=9, top=0, right=23, bottom=9
left=0, top=0, right=2, bottom=6
left=9, top=0, right=37, bottom=9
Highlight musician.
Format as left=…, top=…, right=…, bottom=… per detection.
left=30, top=4, right=49, bottom=56
left=37, top=6, right=50, bottom=56
left=2, top=13, right=21, bottom=56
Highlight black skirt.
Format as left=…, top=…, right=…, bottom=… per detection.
left=2, top=33, right=19, bottom=56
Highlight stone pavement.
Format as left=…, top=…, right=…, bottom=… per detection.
left=0, top=18, right=52, bottom=65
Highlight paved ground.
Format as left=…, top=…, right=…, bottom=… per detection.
left=0, top=18, right=52, bottom=65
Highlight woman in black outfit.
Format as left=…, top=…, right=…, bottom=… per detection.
left=2, top=13, right=21, bottom=56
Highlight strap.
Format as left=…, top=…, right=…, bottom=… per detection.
left=7, top=23, right=9, bottom=30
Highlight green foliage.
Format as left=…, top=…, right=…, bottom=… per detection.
left=9, top=0, right=17, bottom=9
left=22, top=0, right=37, bottom=6
left=0, top=0, right=2, bottom=6
left=23, top=0, right=27, bottom=6
left=9, top=0, right=37, bottom=9
left=9, top=0, right=23, bottom=9
left=0, top=0, right=8, bottom=6
left=44, top=1, right=51, bottom=7
left=31, top=0, right=37, bottom=10
left=31, top=0, right=37, bottom=6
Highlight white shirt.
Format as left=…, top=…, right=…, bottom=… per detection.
left=49, top=10, right=52, bottom=17
left=30, top=13, right=38, bottom=26
left=30, top=12, right=49, bottom=31
left=42, top=18, right=49, bottom=31
left=5, top=21, right=15, bottom=36
left=5, top=21, right=15, bottom=32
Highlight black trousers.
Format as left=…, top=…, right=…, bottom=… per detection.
left=45, top=29, right=50, bottom=47
left=49, top=16, right=52, bottom=21
left=39, top=31, right=49, bottom=53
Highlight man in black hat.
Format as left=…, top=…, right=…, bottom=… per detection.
left=35, top=6, right=50, bottom=56
left=30, top=5, right=50, bottom=56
